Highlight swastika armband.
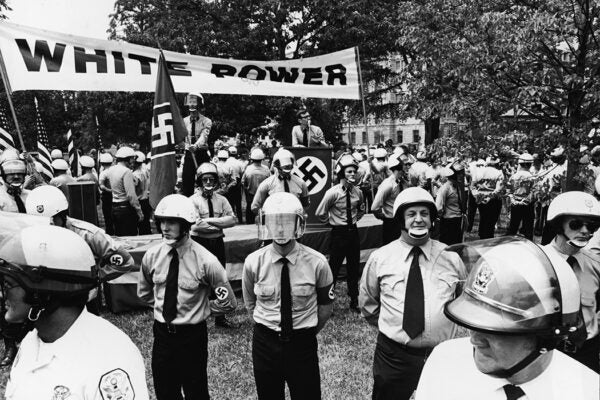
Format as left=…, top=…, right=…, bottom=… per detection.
left=317, top=283, right=335, bottom=305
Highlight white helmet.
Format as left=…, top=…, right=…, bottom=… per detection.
left=373, top=148, right=387, bottom=159
left=352, top=152, right=362, bottom=162
left=217, top=149, right=229, bottom=159
left=79, top=155, right=95, bottom=169
left=0, top=149, right=21, bottom=164
left=250, top=148, right=265, bottom=161
left=185, top=92, right=204, bottom=108
left=25, top=185, right=69, bottom=217
left=50, top=149, right=63, bottom=160
left=115, top=146, right=135, bottom=159
left=228, top=146, right=237, bottom=155
left=416, top=151, right=427, bottom=161
left=257, top=192, right=305, bottom=241
left=134, top=151, right=145, bottom=163
left=99, top=153, right=113, bottom=164
left=1, top=158, right=26, bottom=175
left=335, top=154, right=358, bottom=177
left=388, top=156, right=403, bottom=171
left=154, top=194, right=198, bottom=224
left=518, top=153, right=534, bottom=164
left=547, top=191, right=600, bottom=223
left=272, top=149, right=295, bottom=168
left=392, top=187, right=437, bottom=219
left=51, top=158, right=69, bottom=171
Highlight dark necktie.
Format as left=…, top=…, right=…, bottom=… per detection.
left=566, top=255, right=588, bottom=347
left=191, top=120, right=196, bottom=143
left=204, top=192, right=214, bottom=217
left=162, top=248, right=179, bottom=324
left=13, top=193, right=26, bottom=214
left=403, top=246, right=425, bottom=339
left=280, top=257, right=293, bottom=340
left=302, top=127, right=309, bottom=147
left=279, top=175, right=290, bottom=193
left=503, top=384, right=525, bottom=400
left=346, top=186, right=353, bottom=225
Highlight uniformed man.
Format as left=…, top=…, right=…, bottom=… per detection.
left=506, top=153, right=535, bottom=239
left=50, top=148, right=63, bottom=160
left=408, top=151, right=430, bottom=190
left=98, top=152, right=115, bottom=235
left=225, top=146, right=244, bottom=223
left=76, top=155, right=99, bottom=185
left=133, top=151, right=152, bottom=235
left=316, top=154, right=365, bottom=311
left=49, top=158, right=75, bottom=200
left=184, top=92, right=212, bottom=148
left=242, top=148, right=270, bottom=224
left=104, top=146, right=143, bottom=236
left=215, top=149, right=236, bottom=197
left=543, top=191, right=600, bottom=372
left=367, top=148, right=390, bottom=199
left=138, top=194, right=237, bottom=400
left=415, top=237, right=597, bottom=400
left=540, top=146, right=567, bottom=244
left=371, top=157, right=407, bottom=245
left=25, top=185, right=136, bottom=315
left=359, top=187, right=466, bottom=400
left=190, top=162, right=237, bottom=329
left=471, top=156, right=505, bottom=239
left=1, top=224, right=149, bottom=399
left=0, top=150, right=29, bottom=214
left=251, top=149, right=310, bottom=214
left=243, top=192, right=334, bottom=399
left=291, top=109, right=326, bottom=147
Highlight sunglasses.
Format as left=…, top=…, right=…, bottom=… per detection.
left=568, top=219, right=600, bottom=232
left=201, top=176, right=216, bottom=184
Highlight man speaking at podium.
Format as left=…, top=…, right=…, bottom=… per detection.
left=291, top=109, right=327, bottom=147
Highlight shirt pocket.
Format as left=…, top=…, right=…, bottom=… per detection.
left=179, top=278, right=200, bottom=292
left=380, top=274, right=406, bottom=308
left=254, top=284, right=277, bottom=305
left=292, top=284, right=314, bottom=311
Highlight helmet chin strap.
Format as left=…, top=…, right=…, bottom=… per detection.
left=561, top=232, right=589, bottom=249
left=482, top=347, right=546, bottom=379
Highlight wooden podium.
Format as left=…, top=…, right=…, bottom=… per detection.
left=67, top=181, right=99, bottom=226
left=287, top=147, right=332, bottom=225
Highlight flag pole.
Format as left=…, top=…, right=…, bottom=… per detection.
left=0, top=47, right=26, bottom=152
left=355, top=47, right=369, bottom=158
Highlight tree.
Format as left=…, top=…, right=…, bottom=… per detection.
left=396, top=0, right=600, bottom=188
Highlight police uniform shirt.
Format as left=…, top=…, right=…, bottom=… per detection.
left=545, top=244, right=600, bottom=340
left=408, top=161, right=430, bottom=188
left=359, top=238, right=467, bottom=347
left=76, top=172, right=99, bottom=185
left=49, top=174, right=76, bottom=199
left=242, top=163, right=271, bottom=195
left=436, top=181, right=462, bottom=218
left=0, top=182, right=29, bottom=213
left=471, top=166, right=504, bottom=202
left=132, top=168, right=149, bottom=200
left=225, top=157, right=243, bottom=182
left=98, top=168, right=112, bottom=194
left=105, top=164, right=142, bottom=213
left=242, top=242, right=334, bottom=331
left=251, top=174, right=310, bottom=213
left=315, top=183, right=364, bottom=225
left=415, top=337, right=599, bottom=400
left=184, top=115, right=212, bottom=147
left=6, top=308, right=149, bottom=400
left=190, top=189, right=236, bottom=239
left=371, top=174, right=404, bottom=218
left=507, top=169, right=534, bottom=204
left=138, top=236, right=237, bottom=324
left=66, top=217, right=135, bottom=281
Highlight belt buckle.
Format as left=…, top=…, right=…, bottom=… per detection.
left=278, top=332, right=291, bottom=342
left=166, top=323, right=177, bottom=334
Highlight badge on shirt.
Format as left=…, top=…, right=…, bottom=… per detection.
left=52, top=385, right=71, bottom=400
left=472, top=264, right=494, bottom=295
left=99, top=368, right=135, bottom=400
left=37, top=205, right=45, bottom=214
left=215, top=286, right=229, bottom=300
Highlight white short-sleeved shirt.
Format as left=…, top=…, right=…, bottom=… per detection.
left=415, top=337, right=599, bottom=400
left=6, top=309, right=149, bottom=400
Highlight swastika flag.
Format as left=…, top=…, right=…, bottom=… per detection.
left=149, top=50, right=187, bottom=209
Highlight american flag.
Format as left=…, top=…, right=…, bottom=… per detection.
left=67, top=129, right=80, bottom=177
left=0, top=105, right=15, bottom=152
left=34, top=97, right=53, bottom=181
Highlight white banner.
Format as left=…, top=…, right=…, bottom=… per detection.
left=0, top=21, right=361, bottom=99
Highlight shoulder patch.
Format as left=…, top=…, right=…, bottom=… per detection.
left=52, top=385, right=72, bottom=400
left=215, top=286, right=229, bottom=300
left=328, top=286, right=335, bottom=300
left=109, top=253, right=125, bottom=266
left=99, top=368, right=135, bottom=400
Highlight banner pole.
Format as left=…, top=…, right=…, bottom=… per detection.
left=355, top=47, right=369, bottom=157
left=0, top=47, right=26, bottom=152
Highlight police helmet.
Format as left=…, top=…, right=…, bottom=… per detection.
left=217, top=149, right=229, bottom=159
left=51, top=159, right=69, bottom=171
left=257, top=192, right=305, bottom=241
left=50, top=149, right=63, bottom=160
left=115, top=146, right=135, bottom=160
left=25, top=185, right=68, bottom=217
left=272, top=149, right=296, bottom=169
left=154, top=194, right=198, bottom=225
left=134, top=151, right=146, bottom=163
left=518, top=153, right=534, bottom=164
left=79, top=155, right=95, bottom=169
left=99, top=153, right=113, bottom=164
left=392, top=187, right=437, bottom=220
left=547, top=191, right=600, bottom=224
left=373, top=148, right=387, bottom=159
left=250, top=148, right=265, bottom=161
left=335, top=154, right=358, bottom=178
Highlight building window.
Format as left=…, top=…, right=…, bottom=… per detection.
left=413, top=130, right=420, bottom=143
left=349, top=131, right=356, bottom=144
left=374, top=130, right=382, bottom=143
left=396, top=130, right=403, bottom=143
left=362, top=131, right=367, bottom=143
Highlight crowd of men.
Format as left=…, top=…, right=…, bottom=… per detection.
left=0, top=93, right=597, bottom=400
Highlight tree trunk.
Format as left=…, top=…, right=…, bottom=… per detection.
left=424, top=117, right=440, bottom=145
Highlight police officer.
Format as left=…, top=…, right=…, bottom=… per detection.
left=359, top=187, right=466, bottom=400
left=408, top=151, right=430, bottom=189
left=138, top=194, right=237, bottom=400
left=242, top=148, right=270, bottom=224
left=251, top=149, right=310, bottom=214
left=190, top=162, right=237, bottom=328
left=368, top=148, right=390, bottom=199
left=50, top=148, right=63, bottom=160
left=49, top=158, right=76, bottom=200
left=316, top=154, right=365, bottom=311
left=215, top=149, right=236, bottom=196
left=416, top=237, right=598, bottom=399
left=243, top=192, right=334, bottom=400
left=543, top=191, right=600, bottom=372
left=435, top=160, right=467, bottom=245
left=0, top=150, right=29, bottom=214
left=372, top=157, right=407, bottom=245
left=98, top=152, right=115, bottom=235
left=76, top=155, right=98, bottom=184
left=225, top=146, right=244, bottom=223
left=471, top=156, right=505, bottom=239
left=506, top=153, right=536, bottom=239
left=1, top=224, right=149, bottom=399
left=105, top=146, right=143, bottom=236
left=133, top=151, right=152, bottom=235
left=25, top=185, right=136, bottom=314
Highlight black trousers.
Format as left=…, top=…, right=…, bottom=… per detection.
left=571, top=335, right=600, bottom=373
left=112, top=202, right=138, bottom=236
left=101, top=192, right=114, bottom=235
left=381, top=218, right=401, bottom=245
left=477, top=198, right=502, bottom=239
left=439, top=217, right=463, bottom=245
left=507, top=203, right=534, bottom=240
left=467, top=191, right=477, bottom=231
left=246, top=192, right=256, bottom=224
left=372, top=333, right=432, bottom=400
left=226, top=184, right=243, bottom=224
left=329, top=226, right=360, bottom=300
left=252, top=324, right=321, bottom=400
left=152, top=320, right=209, bottom=400
left=361, top=187, right=373, bottom=213
left=138, top=198, right=153, bottom=235
left=191, top=236, right=226, bottom=267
